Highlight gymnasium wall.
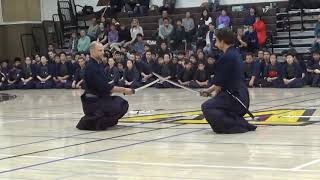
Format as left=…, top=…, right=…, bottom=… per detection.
left=2, top=0, right=41, bottom=22
left=0, top=0, right=42, bottom=60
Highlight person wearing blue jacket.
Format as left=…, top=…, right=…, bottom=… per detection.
left=261, top=54, right=283, bottom=87
left=36, top=56, right=54, bottom=89
left=280, top=53, right=304, bottom=88
left=18, top=57, right=36, bottom=89
left=53, top=52, right=73, bottom=89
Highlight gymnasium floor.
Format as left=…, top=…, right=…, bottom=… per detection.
left=0, top=88, right=320, bottom=179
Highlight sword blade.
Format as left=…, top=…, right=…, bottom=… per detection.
left=134, top=78, right=160, bottom=93
left=152, top=73, right=200, bottom=94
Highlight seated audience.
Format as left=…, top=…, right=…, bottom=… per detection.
left=105, top=57, right=120, bottom=86
left=36, top=56, right=54, bottom=89
left=158, top=18, right=174, bottom=45
left=198, top=9, right=212, bottom=39
left=171, top=19, right=186, bottom=51
left=216, top=9, right=230, bottom=29
left=77, top=30, right=91, bottom=53
left=19, top=57, right=36, bottom=89
left=280, top=53, right=304, bottom=88
left=159, top=0, right=176, bottom=14
left=119, top=59, right=142, bottom=88
left=260, top=54, right=282, bottom=87
left=72, top=57, right=86, bottom=89
left=182, top=12, right=196, bottom=43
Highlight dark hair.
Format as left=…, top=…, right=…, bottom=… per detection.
left=246, top=53, right=253, bottom=57
left=286, top=53, right=296, bottom=57
left=59, top=52, right=66, bottom=56
left=313, top=50, right=320, bottom=55
left=78, top=56, right=85, bottom=61
left=215, top=28, right=235, bottom=45
left=263, top=50, right=271, bottom=54
left=184, top=60, right=192, bottom=65
left=198, top=61, right=205, bottom=65
left=14, top=57, right=21, bottom=62
left=163, top=17, right=169, bottom=21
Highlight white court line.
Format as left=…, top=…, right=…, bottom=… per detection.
left=281, top=116, right=320, bottom=118
left=291, top=159, right=320, bottom=171
left=0, top=120, right=25, bottom=124
left=1, top=154, right=320, bottom=173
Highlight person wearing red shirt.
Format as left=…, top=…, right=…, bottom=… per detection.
left=253, top=16, right=267, bottom=46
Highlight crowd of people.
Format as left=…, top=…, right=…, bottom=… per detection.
left=0, top=4, right=318, bottom=91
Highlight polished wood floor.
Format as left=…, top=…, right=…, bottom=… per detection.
left=0, top=88, right=319, bottom=179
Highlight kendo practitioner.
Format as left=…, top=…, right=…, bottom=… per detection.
left=118, top=59, right=142, bottom=89
left=0, top=66, right=7, bottom=90
left=206, top=55, right=217, bottom=86
left=177, top=61, right=194, bottom=87
left=243, top=53, right=260, bottom=87
left=18, top=57, right=36, bottom=89
left=280, top=53, right=304, bottom=88
left=36, top=56, right=54, bottom=89
left=260, top=54, right=282, bottom=88
left=310, top=52, right=320, bottom=87
left=77, top=42, right=134, bottom=131
left=306, top=51, right=319, bottom=86
left=140, top=50, right=156, bottom=85
left=7, top=58, right=22, bottom=89
left=155, top=53, right=175, bottom=88
left=72, top=57, right=86, bottom=89
left=200, top=28, right=257, bottom=134
left=105, top=57, right=120, bottom=86
left=191, top=61, right=209, bottom=88
left=53, top=52, right=73, bottom=89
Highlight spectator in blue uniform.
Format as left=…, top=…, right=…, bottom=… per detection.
left=280, top=53, right=304, bottom=88
left=72, top=56, right=86, bottom=89
left=7, top=58, right=22, bottom=89
left=243, top=53, right=260, bottom=87
left=260, top=54, right=282, bottom=87
left=36, top=56, right=54, bottom=89
left=19, top=57, right=36, bottom=89
left=105, top=57, right=120, bottom=86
